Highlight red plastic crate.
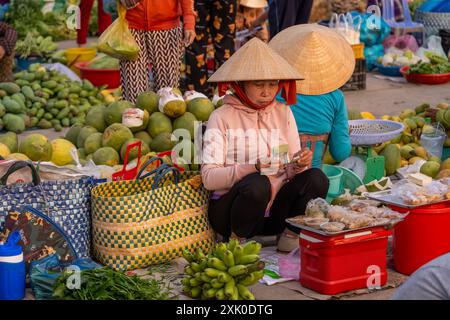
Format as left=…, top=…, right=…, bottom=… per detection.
left=299, top=227, right=391, bottom=295
left=390, top=202, right=450, bottom=275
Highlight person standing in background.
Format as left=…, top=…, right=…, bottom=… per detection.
left=251, top=0, right=314, bottom=40
left=185, top=0, right=237, bottom=97
left=0, top=21, right=17, bottom=82
left=77, top=0, right=112, bottom=47
left=119, top=0, right=196, bottom=103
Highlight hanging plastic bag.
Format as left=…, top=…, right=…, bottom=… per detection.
left=98, top=1, right=139, bottom=61
left=329, top=13, right=361, bottom=45
left=416, top=35, right=448, bottom=62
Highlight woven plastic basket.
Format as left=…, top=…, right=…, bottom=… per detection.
left=415, top=10, right=450, bottom=36
left=349, top=120, right=404, bottom=145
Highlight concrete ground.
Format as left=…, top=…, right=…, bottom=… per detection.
left=345, top=73, right=450, bottom=117
left=18, top=39, right=450, bottom=301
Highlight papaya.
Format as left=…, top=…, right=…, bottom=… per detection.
left=381, top=144, right=401, bottom=176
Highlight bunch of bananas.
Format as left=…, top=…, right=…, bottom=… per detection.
left=182, top=240, right=265, bottom=300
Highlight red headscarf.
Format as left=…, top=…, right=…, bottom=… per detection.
left=217, top=80, right=298, bottom=110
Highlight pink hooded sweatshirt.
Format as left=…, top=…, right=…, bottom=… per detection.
left=201, top=95, right=301, bottom=212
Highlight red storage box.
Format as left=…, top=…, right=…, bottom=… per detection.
left=299, top=227, right=391, bottom=295
left=390, top=202, right=450, bottom=275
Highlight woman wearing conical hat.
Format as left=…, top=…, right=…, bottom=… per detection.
left=270, top=24, right=354, bottom=168
left=201, top=38, right=329, bottom=251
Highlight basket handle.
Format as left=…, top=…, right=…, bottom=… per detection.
left=0, top=161, right=40, bottom=186
left=151, top=166, right=181, bottom=190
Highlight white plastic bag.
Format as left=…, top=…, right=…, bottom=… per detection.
left=416, top=35, right=447, bottom=62
left=329, top=13, right=361, bottom=45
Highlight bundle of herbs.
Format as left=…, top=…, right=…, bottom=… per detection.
left=53, top=268, right=172, bottom=300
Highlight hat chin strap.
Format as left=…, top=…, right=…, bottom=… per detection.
left=218, top=80, right=298, bottom=107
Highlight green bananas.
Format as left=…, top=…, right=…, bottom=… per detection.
left=181, top=240, right=265, bottom=300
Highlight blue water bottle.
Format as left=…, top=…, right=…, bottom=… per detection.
left=0, top=231, right=26, bottom=300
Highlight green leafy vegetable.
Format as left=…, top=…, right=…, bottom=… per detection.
left=52, top=268, right=172, bottom=300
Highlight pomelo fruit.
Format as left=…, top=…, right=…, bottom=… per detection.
left=0, top=132, right=18, bottom=153
left=51, top=139, right=76, bottom=166
left=136, top=91, right=159, bottom=114
left=65, top=123, right=84, bottom=145
left=134, top=131, right=152, bottom=147
left=85, top=105, right=107, bottom=132
left=147, top=112, right=172, bottom=138
left=420, top=161, right=441, bottom=178
left=84, top=132, right=103, bottom=155
left=173, top=112, right=197, bottom=140
left=92, top=147, right=120, bottom=166
left=102, top=123, right=134, bottom=152
left=19, top=133, right=53, bottom=161
left=77, top=126, right=98, bottom=148
left=187, top=98, right=215, bottom=122
left=120, top=138, right=150, bottom=162
left=104, top=100, right=134, bottom=125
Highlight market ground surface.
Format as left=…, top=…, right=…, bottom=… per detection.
left=24, top=239, right=406, bottom=301
left=19, top=39, right=449, bottom=301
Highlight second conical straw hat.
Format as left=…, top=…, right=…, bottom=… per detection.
left=269, top=24, right=356, bottom=95
left=208, top=37, right=304, bottom=83
left=240, top=0, right=268, bottom=8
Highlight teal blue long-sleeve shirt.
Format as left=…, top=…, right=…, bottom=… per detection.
left=277, top=89, right=352, bottom=168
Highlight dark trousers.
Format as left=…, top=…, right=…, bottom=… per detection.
left=208, top=168, right=329, bottom=239
left=185, top=0, right=237, bottom=96
left=269, top=0, right=314, bottom=39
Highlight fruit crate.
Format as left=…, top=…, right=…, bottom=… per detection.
left=341, top=58, right=366, bottom=91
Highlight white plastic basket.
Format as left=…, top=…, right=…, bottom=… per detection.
left=349, top=120, right=404, bottom=146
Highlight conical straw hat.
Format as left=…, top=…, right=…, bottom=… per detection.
left=208, top=38, right=304, bottom=83
left=240, top=0, right=268, bottom=8
left=269, top=24, right=356, bottom=95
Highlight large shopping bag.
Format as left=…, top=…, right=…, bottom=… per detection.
left=0, top=161, right=95, bottom=258
left=1, top=206, right=78, bottom=272
left=98, top=1, right=139, bottom=60
left=91, top=158, right=216, bottom=271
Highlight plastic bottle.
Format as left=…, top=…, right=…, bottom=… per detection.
left=0, top=231, right=26, bottom=300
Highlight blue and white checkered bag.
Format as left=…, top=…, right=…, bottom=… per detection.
left=0, top=161, right=95, bottom=258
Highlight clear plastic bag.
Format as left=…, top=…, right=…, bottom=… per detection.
left=98, top=1, right=139, bottom=61
left=305, top=198, right=331, bottom=218
left=416, top=35, right=448, bottom=62
left=278, top=248, right=300, bottom=280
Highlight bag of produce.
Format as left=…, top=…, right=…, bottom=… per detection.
left=157, top=87, right=186, bottom=118
left=98, top=1, right=139, bottom=61
left=88, top=54, right=120, bottom=69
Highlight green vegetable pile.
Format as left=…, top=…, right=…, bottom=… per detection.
left=15, top=33, right=58, bottom=59
left=88, top=54, right=120, bottom=70
left=6, top=0, right=76, bottom=41
left=182, top=240, right=265, bottom=300
left=0, top=63, right=107, bottom=133
left=53, top=268, right=171, bottom=300
left=407, top=54, right=450, bottom=75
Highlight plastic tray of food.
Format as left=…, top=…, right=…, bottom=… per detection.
left=363, top=190, right=450, bottom=209
left=285, top=216, right=398, bottom=236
